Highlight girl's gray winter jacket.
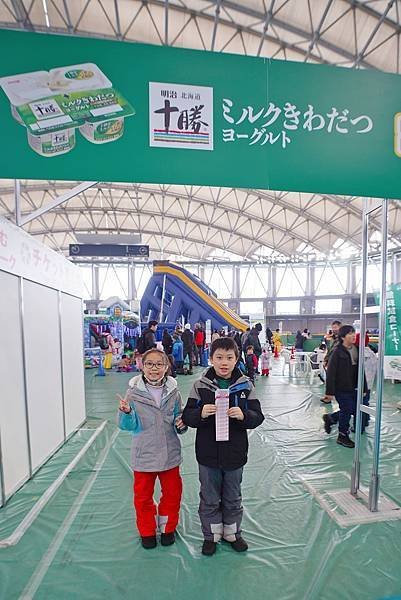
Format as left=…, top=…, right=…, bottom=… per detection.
left=118, top=375, right=185, bottom=472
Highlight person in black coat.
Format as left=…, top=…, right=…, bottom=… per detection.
left=181, top=323, right=194, bottom=374
left=142, top=320, right=158, bottom=352
left=322, top=325, right=367, bottom=448
left=247, top=323, right=263, bottom=372
left=162, top=328, right=173, bottom=355
left=295, top=330, right=305, bottom=351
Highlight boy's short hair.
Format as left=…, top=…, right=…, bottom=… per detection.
left=149, top=320, right=158, bottom=327
left=246, top=345, right=254, bottom=351
left=331, top=320, right=342, bottom=326
left=210, top=336, right=239, bottom=358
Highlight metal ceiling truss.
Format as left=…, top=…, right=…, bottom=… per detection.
left=1, top=181, right=401, bottom=262
left=1, top=0, right=400, bottom=71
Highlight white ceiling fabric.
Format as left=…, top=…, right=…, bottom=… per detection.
left=1, top=0, right=400, bottom=261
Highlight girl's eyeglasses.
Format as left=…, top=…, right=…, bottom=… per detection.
left=144, top=362, right=165, bottom=369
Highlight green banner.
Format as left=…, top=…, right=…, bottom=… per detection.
left=1, top=29, right=401, bottom=197
left=384, top=283, right=401, bottom=378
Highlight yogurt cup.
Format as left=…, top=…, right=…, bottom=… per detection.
left=79, top=117, right=124, bottom=144
left=1, top=65, right=135, bottom=156
left=0, top=71, right=50, bottom=124
left=27, top=128, right=76, bottom=157
left=48, top=63, right=112, bottom=93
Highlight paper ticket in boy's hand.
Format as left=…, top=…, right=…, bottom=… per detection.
left=215, top=389, right=229, bottom=441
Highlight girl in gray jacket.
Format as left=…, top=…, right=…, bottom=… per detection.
left=118, top=349, right=186, bottom=549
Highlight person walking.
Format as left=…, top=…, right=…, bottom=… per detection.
left=322, top=325, right=367, bottom=448
left=182, top=323, right=195, bottom=375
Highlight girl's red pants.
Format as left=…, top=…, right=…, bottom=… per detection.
left=133, top=466, right=182, bottom=537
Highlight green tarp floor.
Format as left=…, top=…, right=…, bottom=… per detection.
left=1, top=368, right=401, bottom=600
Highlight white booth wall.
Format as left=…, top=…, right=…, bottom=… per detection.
left=0, top=217, right=85, bottom=506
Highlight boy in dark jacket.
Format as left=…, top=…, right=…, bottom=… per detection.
left=182, top=337, right=264, bottom=556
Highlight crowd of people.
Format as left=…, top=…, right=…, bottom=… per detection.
left=130, top=320, right=274, bottom=384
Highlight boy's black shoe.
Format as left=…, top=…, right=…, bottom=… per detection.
left=161, top=532, right=175, bottom=546
left=141, top=535, right=157, bottom=549
left=322, top=414, right=332, bottom=434
left=336, top=433, right=355, bottom=448
left=230, top=536, right=248, bottom=552
left=202, top=540, right=217, bottom=556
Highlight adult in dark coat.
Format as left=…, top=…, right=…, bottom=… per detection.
left=247, top=323, right=262, bottom=359
left=142, top=320, right=158, bottom=352
left=181, top=324, right=194, bottom=374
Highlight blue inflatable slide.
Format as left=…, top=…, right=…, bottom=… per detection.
left=140, top=261, right=248, bottom=332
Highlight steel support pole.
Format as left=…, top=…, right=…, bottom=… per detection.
left=58, top=291, right=67, bottom=441
left=351, top=203, right=368, bottom=495
left=368, top=198, right=389, bottom=511
left=15, top=179, right=21, bottom=226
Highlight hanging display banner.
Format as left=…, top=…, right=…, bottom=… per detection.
left=0, top=216, right=83, bottom=296
left=1, top=29, right=401, bottom=197
left=384, top=283, right=401, bottom=379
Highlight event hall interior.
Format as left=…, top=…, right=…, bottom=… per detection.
left=1, top=1, right=401, bottom=599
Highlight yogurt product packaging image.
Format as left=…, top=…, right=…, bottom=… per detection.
left=79, top=117, right=125, bottom=144
left=48, top=63, right=112, bottom=93
left=0, top=71, right=50, bottom=125
left=27, top=128, right=76, bottom=157
left=0, top=63, right=135, bottom=157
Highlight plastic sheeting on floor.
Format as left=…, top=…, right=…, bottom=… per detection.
left=1, top=368, right=401, bottom=600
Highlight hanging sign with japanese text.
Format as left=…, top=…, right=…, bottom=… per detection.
left=0, top=216, right=83, bottom=296
left=384, top=283, right=401, bottom=379
left=1, top=29, right=401, bottom=198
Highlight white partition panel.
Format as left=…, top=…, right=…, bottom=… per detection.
left=60, top=293, right=86, bottom=436
left=23, top=281, right=64, bottom=471
left=0, top=271, right=30, bottom=498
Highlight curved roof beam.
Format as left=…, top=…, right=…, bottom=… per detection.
left=0, top=181, right=335, bottom=251
left=0, top=181, right=385, bottom=250
left=23, top=224, right=270, bottom=260
left=1, top=182, right=398, bottom=254
left=341, top=0, right=401, bottom=33
left=247, top=189, right=363, bottom=248
left=0, top=0, right=376, bottom=68
left=26, top=204, right=319, bottom=256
